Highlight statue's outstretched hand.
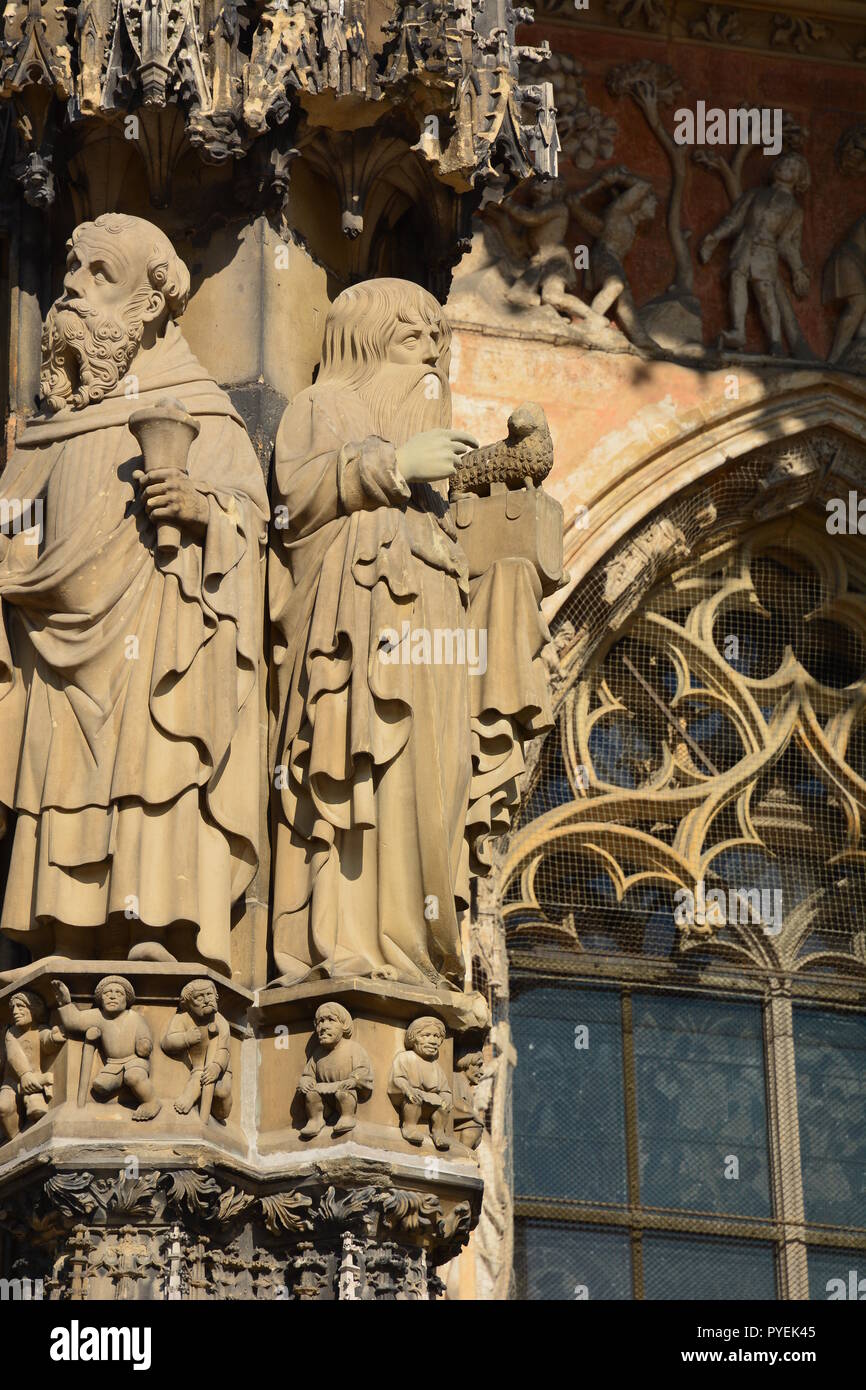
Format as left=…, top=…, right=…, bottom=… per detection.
left=134, top=467, right=209, bottom=539
left=396, top=429, right=479, bottom=484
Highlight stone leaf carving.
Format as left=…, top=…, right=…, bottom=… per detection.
left=260, top=1190, right=315, bottom=1235
left=0, top=215, right=268, bottom=975
left=523, top=52, right=617, bottom=171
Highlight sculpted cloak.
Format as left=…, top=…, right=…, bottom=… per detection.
left=0, top=323, right=268, bottom=972
left=269, top=382, right=552, bottom=990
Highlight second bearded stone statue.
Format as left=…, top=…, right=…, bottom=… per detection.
left=0, top=215, right=268, bottom=974
left=269, top=278, right=554, bottom=991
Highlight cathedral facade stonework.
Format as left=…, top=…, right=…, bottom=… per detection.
left=0, top=0, right=865, bottom=1306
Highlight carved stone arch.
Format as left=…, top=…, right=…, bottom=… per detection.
left=554, top=373, right=866, bottom=634
left=499, top=416, right=866, bottom=977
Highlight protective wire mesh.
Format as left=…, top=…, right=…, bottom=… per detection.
left=499, top=488, right=866, bottom=1299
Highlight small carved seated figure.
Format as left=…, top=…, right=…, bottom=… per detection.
left=298, top=1002, right=374, bottom=1138
left=0, top=990, right=63, bottom=1140
left=452, top=1049, right=485, bottom=1154
left=161, top=979, right=232, bottom=1121
left=51, top=976, right=161, bottom=1122
left=388, top=1015, right=452, bottom=1151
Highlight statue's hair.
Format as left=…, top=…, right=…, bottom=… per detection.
left=455, top=1049, right=484, bottom=1072
left=774, top=152, right=810, bottom=194
left=94, top=975, right=136, bottom=1008
left=316, top=277, right=450, bottom=392
left=405, top=1015, right=446, bottom=1049
left=180, top=979, right=218, bottom=1010
left=315, top=1001, right=353, bottom=1037
left=71, top=214, right=190, bottom=319
left=9, top=990, right=46, bottom=1024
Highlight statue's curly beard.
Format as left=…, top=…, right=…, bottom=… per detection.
left=40, top=300, right=145, bottom=413
left=358, top=363, right=451, bottom=448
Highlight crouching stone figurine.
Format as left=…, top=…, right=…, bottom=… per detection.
left=51, top=977, right=161, bottom=1121
left=0, top=990, right=62, bottom=1138
left=388, top=1015, right=452, bottom=1150
left=298, top=1002, right=373, bottom=1138
left=161, top=979, right=232, bottom=1121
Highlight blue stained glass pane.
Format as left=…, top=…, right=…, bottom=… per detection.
left=794, top=1007, right=866, bottom=1229
left=512, top=984, right=627, bottom=1204
left=633, top=994, right=771, bottom=1217
left=643, top=1235, right=777, bottom=1300
left=515, top=1220, right=632, bottom=1300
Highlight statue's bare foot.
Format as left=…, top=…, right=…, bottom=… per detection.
left=401, top=1123, right=426, bottom=1145
left=718, top=330, right=746, bottom=351
left=332, top=1115, right=356, bottom=1136
left=299, top=1118, right=325, bottom=1139
left=174, top=1096, right=195, bottom=1115
left=432, top=1134, right=451, bottom=1152
left=132, top=1099, right=162, bottom=1122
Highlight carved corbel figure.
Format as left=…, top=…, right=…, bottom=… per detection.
left=297, top=1001, right=373, bottom=1138
left=51, top=977, right=161, bottom=1122
left=699, top=152, right=813, bottom=358
left=161, top=979, right=232, bottom=1121
left=0, top=990, right=63, bottom=1139
left=388, top=1016, right=452, bottom=1149
left=451, top=1048, right=485, bottom=1152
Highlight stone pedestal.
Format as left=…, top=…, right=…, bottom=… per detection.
left=0, top=965, right=487, bottom=1299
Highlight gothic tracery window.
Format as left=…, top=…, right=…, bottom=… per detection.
left=503, top=512, right=866, bottom=1300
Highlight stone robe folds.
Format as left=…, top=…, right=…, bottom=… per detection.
left=269, top=385, right=552, bottom=990
left=0, top=325, right=268, bottom=972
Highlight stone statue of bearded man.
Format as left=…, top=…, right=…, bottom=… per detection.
left=269, top=277, right=552, bottom=991
left=0, top=214, right=268, bottom=973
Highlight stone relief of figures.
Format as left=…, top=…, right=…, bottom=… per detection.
left=161, top=979, right=233, bottom=1121
left=447, top=180, right=628, bottom=349
left=0, top=990, right=62, bottom=1140
left=824, top=125, right=866, bottom=370
left=700, top=152, right=813, bottom=358
left=388, top=1017, right=452, bottom=1150
left=51, top=977, right=162, bottom=1121
left=569, top=164, right=660, bottom=350
left=0, top=214, right=268, bottom=977
left=607, top=61, right=702, bottom=349
left=297, top=1002, right=374, bottom=1138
